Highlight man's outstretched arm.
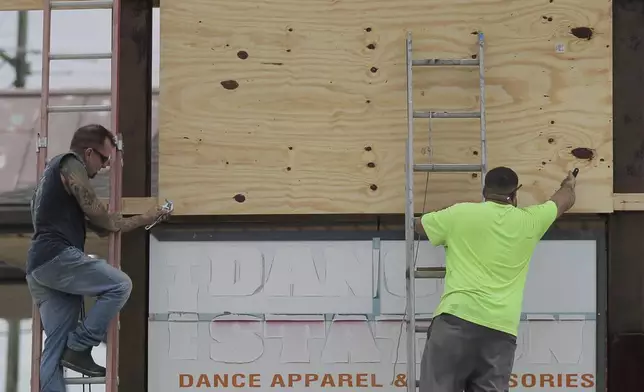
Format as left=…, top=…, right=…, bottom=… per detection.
left=548, top=170, right=577, bottom=218
left=60, top=155, right=156, bottom=233
left=522, top=170, right=578, bottom=240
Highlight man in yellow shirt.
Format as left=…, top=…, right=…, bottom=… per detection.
left=417, top=166, right=577, bottom=392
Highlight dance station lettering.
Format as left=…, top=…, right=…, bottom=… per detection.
left=178, top=372, right=595, bottom=388
left=152, top=240, right=597, bottom=391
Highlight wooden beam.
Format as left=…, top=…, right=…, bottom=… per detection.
left=1, top=0, right=91, bottom=10
left=6, top=194, right=641, bottom=218
left=109, top=195, right=644, bottom=215
left=0, top=198, right=156, bottom=228
left=613, top=193, right=644, bottom=211
left=0, top=233, right=108, bottom=270
left=1, top=0, right=50, bottom=10
left=0, top=0, right=158, bottom=11
left=99, top=197, right=157, bottom=215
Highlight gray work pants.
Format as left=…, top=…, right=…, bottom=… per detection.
left=26, top=246, right=132, bottom=392
left=419, top=313, right=517, bottom=392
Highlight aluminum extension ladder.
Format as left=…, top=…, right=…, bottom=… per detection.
left=31, top=1, right=123, bottom=392
left=403, top=31, right=488, bottom=391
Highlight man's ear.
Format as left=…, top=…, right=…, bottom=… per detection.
left=509, top=191, right=518, bottom=206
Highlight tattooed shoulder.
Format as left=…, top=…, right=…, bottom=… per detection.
left=60, top=155, right=101, bottom=212
left=60, top=155, right=84, bottom=192
left=60, top=155, right=87, bottom=183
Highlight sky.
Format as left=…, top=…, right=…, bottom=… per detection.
left=0, top=8, right=161, bottom=90
left=0, top=8, right=163, bottom=392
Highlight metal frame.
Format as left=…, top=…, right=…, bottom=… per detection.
left=30, top=1, right=123, bottom=391
left=149, top=223, right=607, bottom=392
left=29, top=1, right=52, bottom=388
left=404, top=30, right=487, bottom=390
left=403, top=35, right=417, bottom=391
left=106, top=1, right=123, bottom=391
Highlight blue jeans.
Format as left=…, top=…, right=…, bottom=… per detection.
left=26, top=246, right=132, bottom=392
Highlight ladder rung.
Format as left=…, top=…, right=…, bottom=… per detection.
left=412, top=59, right=479, bottom=66
left=48, top=104, right=111, bottom=113
left=415, top=267, right=446, bottom=279
left=414, top=164, right=482, bottom=173
left=51, top=0, right=113, bottom=9
left=65, top=377, right=105, bottom=385
left=414, top=111, right=481, bottom=119
left=50, top=53, right=112, bottom=60
left=414, top=317, right=432, bottom=333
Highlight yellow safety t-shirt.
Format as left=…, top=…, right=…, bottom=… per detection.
left=421, top=200, right=558, bottom=336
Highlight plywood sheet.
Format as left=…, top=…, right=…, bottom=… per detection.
left=159, top=0, right=612, bottom=215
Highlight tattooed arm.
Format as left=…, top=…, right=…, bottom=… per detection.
left=60, top=155, right=158, bottom=233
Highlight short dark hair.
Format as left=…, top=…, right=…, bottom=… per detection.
left=69, top=124, right=116, bottom=152
left=484, top=166, right=519, bottom=195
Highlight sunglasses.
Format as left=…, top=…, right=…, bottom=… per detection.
left=90, top=148, right=110, bottom=165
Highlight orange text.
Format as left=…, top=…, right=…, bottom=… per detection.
left=509, top=373, right=594, bottom=388
left=178, top=373, right=407, bottom=388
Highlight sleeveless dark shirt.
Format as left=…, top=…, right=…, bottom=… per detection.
left=26, top=152, right=87, bottom=274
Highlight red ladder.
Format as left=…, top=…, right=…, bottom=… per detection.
left=30, top=0, right=123, bottom=391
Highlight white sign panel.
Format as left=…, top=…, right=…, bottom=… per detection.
left=148, top=237, right=597, bottom=391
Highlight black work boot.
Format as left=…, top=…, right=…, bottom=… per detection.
left=60, top=347, right=106, bottom=377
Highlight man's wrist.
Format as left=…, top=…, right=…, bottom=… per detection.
left=140, top=213, right=156, bottom=225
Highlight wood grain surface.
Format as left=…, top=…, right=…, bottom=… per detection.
left=158, top=0, right=612, bottom=215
